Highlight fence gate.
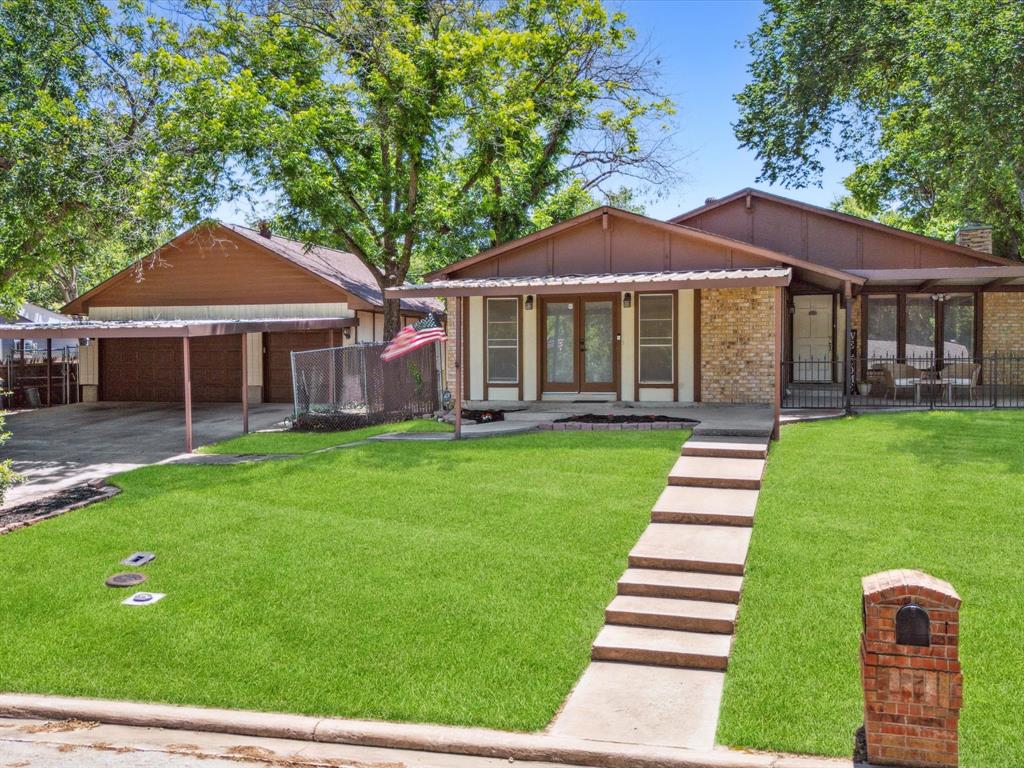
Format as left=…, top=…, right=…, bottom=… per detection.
left=290, top=342, right=441, bottom=430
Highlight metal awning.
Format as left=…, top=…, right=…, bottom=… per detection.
left=848, top=266, right=1024, bottom=288
left=386, top=267, right=792, bottom=298
left=0, top=316, right=356, bottom=340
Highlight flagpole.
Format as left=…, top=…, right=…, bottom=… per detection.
left=454, top=297, right=463, bottom=440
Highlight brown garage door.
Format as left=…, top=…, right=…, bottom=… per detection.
left=264, top=330, right=332, bottom=403
left=100, top=336, right=243, bottom=402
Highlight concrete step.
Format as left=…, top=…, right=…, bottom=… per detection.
left=668, top=456, right=765, bottom=490
left=592, top=624, right=732, bottom=671
left=691, top=424, right=772, bottom=438
left=617, top=568, right=743, bottom=604
left=629, top=523, right=751, bottom=576
left=651, top=485, right=758, bottom=527
left=681, top=436, right=769, bottom=460
left=605, top=595, right=737, bottom=634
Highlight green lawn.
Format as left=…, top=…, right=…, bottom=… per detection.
left=719, top=411, right=1024, bottom=767
left=199, top=418, right=452, bottom=454
left=0, top=430, right=683, bottom=731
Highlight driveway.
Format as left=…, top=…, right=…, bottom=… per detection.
left=1, top=402, right=293, bottom=508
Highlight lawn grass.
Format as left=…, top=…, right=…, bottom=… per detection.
left=0, top=430, right=684, bottom=730
left=718, top=411, right=1024, bottom=767
left=199, top=418, right=451, bottom=454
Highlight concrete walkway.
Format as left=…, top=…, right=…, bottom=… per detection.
left=550, top=426, right=770, bottom=751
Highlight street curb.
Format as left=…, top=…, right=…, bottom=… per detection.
left=0, top=694, right=852, bottom=768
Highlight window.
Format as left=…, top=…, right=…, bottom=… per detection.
left=486, top=298, right=519, bottom=384
left=942, top=294, right=974, bottom=359
left=637, top=293, right=674, bottom=384
left=865, top=295, right=898, bottom=359
left=906, top=294, right=936, bottom=364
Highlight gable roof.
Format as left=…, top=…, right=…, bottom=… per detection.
left=428, top=205, right=864, bottom=287
left=670, top=188, right=1013, bottom=266
left=63, top=223, right=441, bottom=316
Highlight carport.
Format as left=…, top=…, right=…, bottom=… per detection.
left=0, top=317, right=356, bottom=452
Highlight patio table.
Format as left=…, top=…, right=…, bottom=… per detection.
left=915, top=374, right=951, bottom=404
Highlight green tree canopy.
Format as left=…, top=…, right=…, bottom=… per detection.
left=159, top=0, right=676, bottom=337
left=0, top=0, right=181, bottom=308
left=735, top=0, right=1024, bottom=258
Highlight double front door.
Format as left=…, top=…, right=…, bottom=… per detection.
left=541, top=295, right=619, bottom=394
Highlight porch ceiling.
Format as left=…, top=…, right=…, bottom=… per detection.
left=847, top=266, right=1024, bottom=288
left=386, top=267, right=792, bottom=298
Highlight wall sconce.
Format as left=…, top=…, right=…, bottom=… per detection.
left=525, top=295, right=534, bottom=311
left=343, top=327, right=352, bottom=339
left=622, top=292, right=632, bottom=309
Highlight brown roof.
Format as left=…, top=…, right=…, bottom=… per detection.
left=0, top=316, right=356, bottom=340
left=388, top=267, right=792, bottom=298
left=671, top=188, right=1013, bottom=266
left=221, top=224, right=441, bottom=314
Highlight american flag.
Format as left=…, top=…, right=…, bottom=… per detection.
left=380, top=313, right=447, bottom=361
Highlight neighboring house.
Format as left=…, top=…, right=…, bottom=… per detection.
left=0, top=302, right=80, bottom=360
left=60, top=222, right=440, bottom=404
left=387, top=188, right=1024, bottom=410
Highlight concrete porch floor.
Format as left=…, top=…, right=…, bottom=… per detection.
left=462, top=401, right=775, bottom=436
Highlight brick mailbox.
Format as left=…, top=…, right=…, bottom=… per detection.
left=861, top=569, right=963, bottom=767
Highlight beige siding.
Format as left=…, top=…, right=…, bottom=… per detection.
left=620, top=294, right=635, bottom=400
left=469, top=297, right=484, bottom=399
left=678, top=289, right=695, bottom=402
left=523, top=299, right=538, bottom=400
left=88, top=303, right=352, bottom=321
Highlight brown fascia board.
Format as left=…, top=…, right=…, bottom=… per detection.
left=427, top=205, right=863, bottom=287
left=0, top=317, right=358, bottom=340
left=670, top=187, right=1014, bottom=267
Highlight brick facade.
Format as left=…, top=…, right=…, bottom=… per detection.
left=443, top=297, right=459, bottom=394
left=982, top=292, right=1024, bottom=356
left=700, top=287, right=776, bottom=404
left=861, top=570, right=962, bottom=768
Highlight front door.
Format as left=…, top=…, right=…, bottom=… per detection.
left=541, top=295, right=618, bottom=394
left=792, top=294, right=834, bottom=382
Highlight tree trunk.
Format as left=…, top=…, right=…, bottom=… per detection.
left=382, top=297, right=403, bottom=341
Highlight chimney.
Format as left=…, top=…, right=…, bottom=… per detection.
left=257, top=220, right=272, bottom=238
left=955, top=223, right=992, bottom=254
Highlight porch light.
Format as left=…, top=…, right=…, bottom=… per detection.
left=343, top=327, right=352, bottom=339
left=622, top=292, right=632, bottom=309
left=525, top=294, right=534, bottom=311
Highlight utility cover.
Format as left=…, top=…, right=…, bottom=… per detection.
left=121, top=552, right=156, bottom=567
left=122, top=592, right=166, bottom=606
left=105, top=572, right=147, bottom=588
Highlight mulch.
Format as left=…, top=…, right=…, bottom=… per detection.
left=0, top=481, right=120, bottom=535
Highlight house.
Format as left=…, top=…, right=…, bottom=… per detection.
left=386, top=188, right=1024, bottom=428
left=58, top=221, right=440, bottom=405
left=0, top=302, right=80, bottom=361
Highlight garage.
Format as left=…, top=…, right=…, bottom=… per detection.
left=100, top=335, right=244, bottom=402
left=264, top=330, right=334, bottom=403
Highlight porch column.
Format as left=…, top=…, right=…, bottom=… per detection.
left=773, top=286, right=783, bottom=441
left=843, top=282, right=853, bottom=414
left=183, top=336, right=193, bottom=453
left=454, top=297, right=463, bottom=440
left=241, top=333, right=249, bottom=435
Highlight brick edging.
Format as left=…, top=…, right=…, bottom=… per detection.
left=536, top=422, right=694, bottom=432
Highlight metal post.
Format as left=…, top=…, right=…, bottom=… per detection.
left=241, top=333, right=249, bottom=435
left=183, top=336, right=193, bottom=453
left=45, top=338, right=52, bottom=407
left=843, top=284, right=853, bottom=414
left=328, top=328, right=337, bottom=407
left=454, top=297, right=463, bottom=440
left=290, top=350, right=300, bottom=419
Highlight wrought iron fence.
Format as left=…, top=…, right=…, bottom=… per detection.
left=782, top=353, right=1024, bottom=410
left=290, top=342, right=441, bottom=430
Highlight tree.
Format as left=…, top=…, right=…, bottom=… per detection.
left=0, top=0, right=179, bottom=308
left=734, top=0, right=1024, bottom=258
left=159, top=0, right=676, bottom=338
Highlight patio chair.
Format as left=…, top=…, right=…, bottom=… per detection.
left=880, top=363, right=922, bottom=402
left=942, top=361, right=981, bottom=401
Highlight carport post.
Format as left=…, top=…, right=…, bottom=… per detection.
left=45, top=338, right=52, bottom=407
left=454, top=297, right=463, bottom=440
left=241, top=333, right=249, bottom=434
left=183, top=336, right=193, bottom=453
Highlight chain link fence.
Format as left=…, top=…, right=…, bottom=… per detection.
left=290, top=342, right=442, bottom=430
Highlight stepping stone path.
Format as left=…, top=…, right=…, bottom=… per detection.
left=551, top=428, right=770, bottom=750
